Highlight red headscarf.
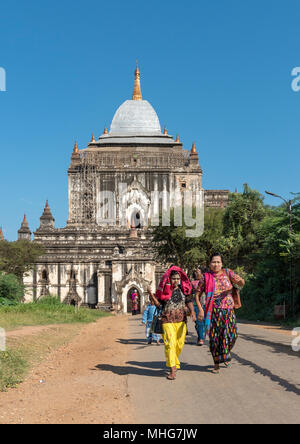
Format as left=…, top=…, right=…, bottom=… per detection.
left=155, top=265, right=192, bottom=301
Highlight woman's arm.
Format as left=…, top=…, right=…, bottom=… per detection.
left=147, top=287, right=160, bottom=308
left=186, top=300, right=196, bottom=322
left=229, top=270, right=245, bottom=288
left=195, top=291, right=205, bottom=321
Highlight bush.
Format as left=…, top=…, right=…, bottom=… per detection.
left=0, top=297, right=19, bottom=306
left=35, top=295, right=61, bottom=305
left=0, top=272, right=24, bottom=303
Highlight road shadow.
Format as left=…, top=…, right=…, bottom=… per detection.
left=116, top=338, right=165, bottom=350
left=117, top=338, right=148, bottom=345
left=94, top=362, right=165, bottom=378
left=238, top=333, right=299, bottom=358
left=232, top=352, right=300, bottom=396
left=94, top=361, right=212, bottom=378
left=128, top=360, right=212, bottom=373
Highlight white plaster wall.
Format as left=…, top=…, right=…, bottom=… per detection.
left=145, top=263, right=155, bottom=288
left=97, top=272, right=105, bottom=303
left=23, top=269, right=34, bottom=302
left=60, top=286, right=69, bottom=302
left=48, top=264, right=58, bottom=296
left=60, top=264, right=69, bottom=287
left=112, top=263, right=122, bottom=282
left=74, top=264, right=85, bottom=302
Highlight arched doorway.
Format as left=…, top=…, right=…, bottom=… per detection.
left=40, top=269, right=49, bottom=298
left=127, top=287, right=140, bottom=314
left=87, top=272, right=98, bottom=308
left=131, top=211, right=141, bottom=229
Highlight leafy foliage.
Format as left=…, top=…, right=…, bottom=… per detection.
left=0, top=272, right=24, bottom=303
left=0, top=240, right=44, bottom=280
left=152, top=185, right=300, bottom=320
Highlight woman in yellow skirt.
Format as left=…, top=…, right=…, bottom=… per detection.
left=148, top=266, right=196, bottom=380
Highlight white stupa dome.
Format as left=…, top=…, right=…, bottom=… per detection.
left=109, top=99, right=162, bottom=135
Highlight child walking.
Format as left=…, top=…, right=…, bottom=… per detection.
left=142, top=297, right=161, bottom=345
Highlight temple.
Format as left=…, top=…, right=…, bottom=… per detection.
left=20, top=66, right=229, bottom=312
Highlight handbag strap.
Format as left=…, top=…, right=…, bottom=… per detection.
left=154, top=305, right=162, bottom=316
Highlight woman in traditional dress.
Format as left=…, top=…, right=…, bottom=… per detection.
left=195, top=253, right=245, bottom=373
left=131, top=290, right=138, bottom=315
left=148, top=266, right=196, bottom=380
left=191, top=268, right=207, bottom=346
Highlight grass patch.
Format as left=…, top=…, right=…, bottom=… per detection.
left=0, top=298, right=111, bottom=331
left=0, top=323, right=91, bottom=391
left=0, top=298, right=113, bottom=391
left=0, top=349, right=28, bottom=391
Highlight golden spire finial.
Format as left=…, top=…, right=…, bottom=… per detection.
left=73, top=141, right=79, bottom=153
left=132, top=62, right=142, bottom=101
left=91, top=133, right=95, bottom=143
left=191, top=142, right=197, bottom=154
left=176, top=133, right=180, bottom=143
left=164, top=125, right=168, bottom=135
left=104, top=124, right=108, bottom=135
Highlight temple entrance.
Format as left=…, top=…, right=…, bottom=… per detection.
left=127, top=287, right=140, bottom=314
left=131, top=211, right=141, bottom=229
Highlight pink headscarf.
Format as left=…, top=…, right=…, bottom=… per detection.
left=155, top=265, right=192, bottom=301
left=131, top=291, right=138, bottom=301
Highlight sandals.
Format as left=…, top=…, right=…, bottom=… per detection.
left=167, top=374, right=176, bottom=380
left=166, top=367, right=177, bottom=380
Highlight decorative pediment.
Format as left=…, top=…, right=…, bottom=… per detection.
left=119, top=177, right=151, bottom=228
left=115, top=266, right=151, bottom=295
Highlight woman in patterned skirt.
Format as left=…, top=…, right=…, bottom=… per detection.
left=195, top=253, right=245, bottom=373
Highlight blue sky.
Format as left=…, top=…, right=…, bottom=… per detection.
left=0, top=0, right=299, bottom=240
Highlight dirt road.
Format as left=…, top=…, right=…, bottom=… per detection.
left=1, top=314, right=299, bottom=424
left=0, top=315, right=133, bottom=424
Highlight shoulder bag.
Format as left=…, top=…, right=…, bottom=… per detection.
left=225, top=269, right=242, bottom=310
left=150, top=306, right=164, bottom=334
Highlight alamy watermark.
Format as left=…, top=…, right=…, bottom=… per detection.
left=291, top=328, right=300, bottom=352
left=0, top=328, right=5, bottom=351
left=0, top=67, right=6, bottom=92
left=291, top=67, right=300, bottom=92
left=96, top=184, right=204, bottom=237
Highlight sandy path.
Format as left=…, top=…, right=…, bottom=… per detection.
left=6, top=324, right=74, bottom=337
left=0, top=315, right=133, bottom=424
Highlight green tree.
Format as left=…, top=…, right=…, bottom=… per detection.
left=0, top=240, right=45, bottom=280
left=152, top=207, right=226, bottom=274
left=0, top=272, right=24, bottom=304
left=240, top=199, right=300, bottom=320
left=151, top=209, right=201, bottom=274
left=222, top=184, right=266, bottom=271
